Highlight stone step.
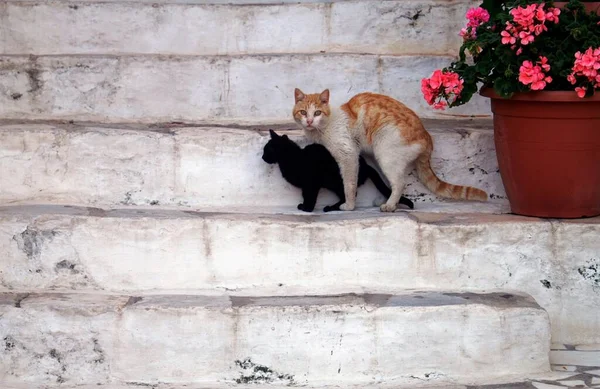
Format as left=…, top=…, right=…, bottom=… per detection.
left=5, top=363, right=600, bottom=389
left=0, top=54, right=491, bottom=122
left=1, top=204, right=599, bottom=345
left=0, top=1, right=471, bottom=57
left=0, top=120, right=503, bottom=208
left=0, top=291, right=551, bottom=387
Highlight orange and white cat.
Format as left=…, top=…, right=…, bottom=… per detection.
left=292, top=88, right=487, bottom=212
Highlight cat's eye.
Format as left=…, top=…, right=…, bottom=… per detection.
left=314, top=110, right=322, bottom=116
left=300, top=110, right=307, bottom=116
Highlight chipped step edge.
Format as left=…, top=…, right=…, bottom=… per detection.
left=2, top=204, right=599, bottom=346
left=0, top=120, right=505, bottom=209
left=0, top=291, right=550, bottom=387
left=1, top=0, right=475, bottom=57
left=0, top=54, right=491, bottom=123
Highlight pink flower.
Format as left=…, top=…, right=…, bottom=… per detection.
left=465, top=7, right=490, bottom=28
left=516, top=47, right=523, bottom=55
left=428, top=70, right=444, bottom=89
left=503, top=4, right=560, bottom=49
left=519, top=57, right=552, bottom=90
left=501, top=30, right=516, bottom=45
left=570, top=47, right=600, bottom=96
left=460, top=7, right=488, bottom=42
left=433, top=101, right=447, bottom=110
left=545, top=7, right=560, bottom=23
left=421, top=70, right=465, bottom=110
left=519, top=30, right=535, bottom=45
left=460, top=27, right=477, bottom=40
left=538, top=56, right=550, bottom=72
left=511, top=4, right=537, bottom=27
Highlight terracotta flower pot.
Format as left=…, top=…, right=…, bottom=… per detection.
left=481, top=88, right=600, bottom=218
left=554, top=1, right=600, bottom=13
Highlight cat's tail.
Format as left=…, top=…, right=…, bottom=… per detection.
left=415, top=152, right=488, bottom=201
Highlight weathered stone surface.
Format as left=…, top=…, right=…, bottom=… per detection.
left=0, top=121, right=503, bottom=208
left=0, top=55, right=491, bottom=122
left=0, top=205, right=599, bottom=344
left=0, top=1, right=476, bottom=56
left=0, top=292, right=550, bottom=387
left=0, top=293, right=125, bottom=386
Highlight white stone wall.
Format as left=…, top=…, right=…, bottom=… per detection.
left=0, top=122, right=503, bottom=208
left=0, top=0, right=491, bottom=122
left=0, top=292, right=550, bottom=386
left=1, top=205, right=599, bottom=345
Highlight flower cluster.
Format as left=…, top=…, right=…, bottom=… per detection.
left=567, top=47, right=600, bottom=97
left=420, top=0, right=600, bottom=108
left=460, top=7, right=490, bottom=41
left=501, top=4, right=560, bottom=49
left=519, top=56, right=553, bottom=90
left=421, top=70, right=464, bottom=110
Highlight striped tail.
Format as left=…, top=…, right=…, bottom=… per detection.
left=415, top=152, right=488, bottom=201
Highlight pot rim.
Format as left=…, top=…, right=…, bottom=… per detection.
left=480, top=87, right=600, bottom=102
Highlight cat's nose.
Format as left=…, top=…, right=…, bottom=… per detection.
left=307, top=119, right=313, bottom=125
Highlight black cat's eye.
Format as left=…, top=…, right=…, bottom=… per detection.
left=314, top=110, right=322, bottom=116
left=300, top=110, right=307, bottom=116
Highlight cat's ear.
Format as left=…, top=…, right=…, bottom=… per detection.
left=294, top=88, right=305, bottom=103
left=269, top=129, right=278, bottom=138
left=282, top=134, right=289, bottom=140
left=319, top=89, right=330, bottom=104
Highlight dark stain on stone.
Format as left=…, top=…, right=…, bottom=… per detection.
left=125, top=296, right=143, bottom=307
left=92, top=338, right=105, bottom=364
left=87, top=207, right=107, bottom=217
left=126, top=382, right=158, bottom=388
left=25, top=67, right=43, bottom=93
left=540, top=279, right=552, bottom=289
left=234, top=358, right=294, bottom=385
left=11, top=92, right=22, bottom=100
left=4, top=336, right=15, bottom=351
left=363, top=293, right=392, bottom=306
left=202, top=222, right=212, bottom=259
left=500, top=294, right=512, bottom=299
left=149, top=200, right=159, bottom=206
left=13, top=226, right=58, bottom=261
left=55, top=260, right=79, bottom=274
left=14, top=293, right=30, bottom=308
left=466, top=383, right=536, bottom=388
left=68, top=4, right=79, bottom=9
left=578, top=259, right=599, bottom=288
left=489, top=193, right=507, bottom=200
left=400, top=8, right=424, bottom=27
left=121, top=191, right=134, bottom=205
left=49, top=348, right=63, bottom=364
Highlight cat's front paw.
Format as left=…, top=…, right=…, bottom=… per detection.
left=339, top=203, right=355, bottom=211
left=323, top=205, right=335, bottom=212
left=297, top=203, right=313, bottom=212
left=380, top=203, right=397, bottom=213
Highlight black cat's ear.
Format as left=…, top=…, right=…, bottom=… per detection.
left=269, top=129, right=278, bottom=138
left=282, top=134, right=289, bottom=140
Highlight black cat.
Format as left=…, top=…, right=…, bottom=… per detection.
left=262, top=130, right=414, bottom=212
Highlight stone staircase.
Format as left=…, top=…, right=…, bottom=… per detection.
left=1, top=0, right=600, bottom=388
